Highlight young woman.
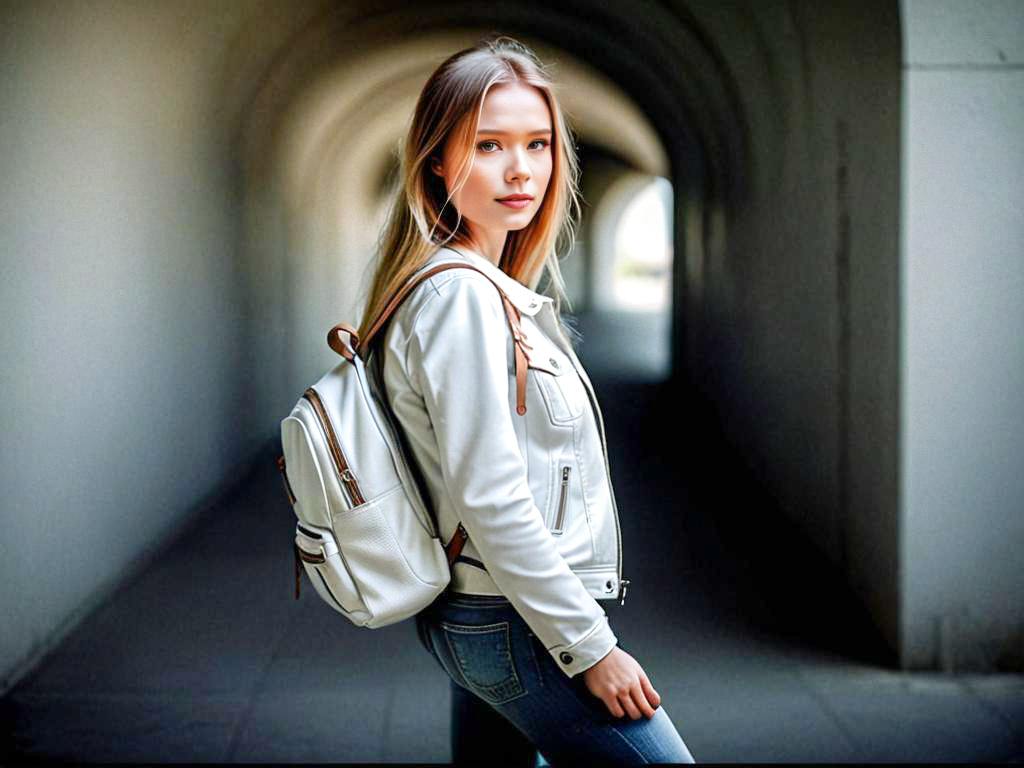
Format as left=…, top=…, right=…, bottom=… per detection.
left=357, top=36, right=695, bottom=766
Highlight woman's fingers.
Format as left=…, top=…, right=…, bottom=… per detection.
left=587, top=648, right=662, bottom=720
left=640, top=673, right=661, bottom=711
left=630, top=681, right=657, bottom=719
left=606, top=695, right=625, bottom=718
left=619, top=690, right=643, bottom=719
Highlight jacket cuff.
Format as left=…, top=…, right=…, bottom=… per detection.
left=546, top=613, right=618, bottom=678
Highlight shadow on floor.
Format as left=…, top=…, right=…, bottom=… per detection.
left=3, top=319, right=1022, bottom=763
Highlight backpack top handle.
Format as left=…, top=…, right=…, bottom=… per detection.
left=326, top=322, right=360, bottom=361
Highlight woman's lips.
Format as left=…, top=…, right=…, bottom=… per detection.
left=497, top=197, right=532, bottom=209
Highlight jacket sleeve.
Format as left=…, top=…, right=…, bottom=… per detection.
left=405, top=273, right=618, bottom=679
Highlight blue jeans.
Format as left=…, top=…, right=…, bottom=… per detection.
left=414, top=590, right=696, bottom=766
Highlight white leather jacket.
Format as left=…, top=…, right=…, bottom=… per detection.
left=381, top=245, right=628, bottom=678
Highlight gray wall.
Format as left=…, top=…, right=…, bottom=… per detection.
left=0, top=0, right=269, bottom=691
left=899, top=0, right=1024, bottom=670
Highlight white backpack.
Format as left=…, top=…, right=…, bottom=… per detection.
left=276, top=260, right=533, bottom=628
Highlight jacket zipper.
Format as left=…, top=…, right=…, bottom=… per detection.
left=555, top=337, right=626, bottom=604
left=302, top=387, right=366, bottom=508
left=553, top=465, right=570, bottom=533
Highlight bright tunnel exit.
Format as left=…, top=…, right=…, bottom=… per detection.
left=572, top=171, right=673, bottom=380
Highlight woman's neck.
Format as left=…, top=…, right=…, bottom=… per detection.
left=459, top=232, right=506, bottom=266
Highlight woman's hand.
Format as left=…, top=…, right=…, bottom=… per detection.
left=581, top=645, right=661, bottom=719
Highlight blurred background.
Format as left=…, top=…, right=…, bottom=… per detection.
left=1, top=0, right=1022, bottom=762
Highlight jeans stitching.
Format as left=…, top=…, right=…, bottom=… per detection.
left=441, top=621, right=525, bottom=705
left=440, top=621, right=510, bottom=634
left=527, top=631, right=545, bottom=688
left=608, top=723, right=652, bottom=764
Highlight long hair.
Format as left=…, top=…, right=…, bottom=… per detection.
left=357, top=35, right=583, bottom=347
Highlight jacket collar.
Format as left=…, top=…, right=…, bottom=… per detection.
left=428, top=245, right=554, bottom=317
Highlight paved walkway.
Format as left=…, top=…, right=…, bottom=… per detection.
left=3, top=324, right=1021, bottom=763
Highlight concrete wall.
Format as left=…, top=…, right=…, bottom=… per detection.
left=683, top=1, right=904, bottom=657
left=0, top=0, right=274, bottom=691
left=899, top=0, right=1024, bottom=670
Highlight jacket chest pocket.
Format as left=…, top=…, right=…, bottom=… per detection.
left=525, top=340, right=584, bottom=426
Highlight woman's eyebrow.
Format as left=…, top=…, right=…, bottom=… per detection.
left=476, top=128, right=552, bottom=135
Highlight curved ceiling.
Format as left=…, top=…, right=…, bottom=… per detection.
left=259, top=32, right=670, bottom=268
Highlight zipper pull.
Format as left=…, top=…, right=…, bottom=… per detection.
left=276, top=455, right=296, bottom=505
left=618, top=578, right=631, bottom=606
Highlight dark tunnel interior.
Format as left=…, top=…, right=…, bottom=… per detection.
left=2, top=0, right=1022, bottom=763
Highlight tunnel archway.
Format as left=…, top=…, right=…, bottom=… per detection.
left=229, top=1, right=750, bottom=399
left=226, top=1, right=902, bottom=662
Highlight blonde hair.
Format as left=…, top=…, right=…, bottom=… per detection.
left=357, top=34, right=583, bottom=347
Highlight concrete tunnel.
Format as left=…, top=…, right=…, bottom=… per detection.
left=2, top=0, right=1022, bottom=761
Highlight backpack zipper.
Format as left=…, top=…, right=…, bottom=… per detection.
left=293, top=540, right=348, bottom=612
left=553, top=465, right=570, bottom=533
left=302, top=387, right=366, bottom=508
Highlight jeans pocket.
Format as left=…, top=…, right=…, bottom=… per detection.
left=440, top=620, right=526, bottom=705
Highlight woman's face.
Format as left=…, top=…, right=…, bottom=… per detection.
left=431, top=82, right=554, bottom=259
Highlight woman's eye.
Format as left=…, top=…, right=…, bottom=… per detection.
left=476, top=139, right=549, bottom=152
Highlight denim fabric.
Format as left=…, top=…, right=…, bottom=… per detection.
left=415, top=590, right=695, bottom=766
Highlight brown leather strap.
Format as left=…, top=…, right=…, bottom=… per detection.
left=358, top=263, right=493, bottom=356
left=326, top=322, right=360, bottom=361
left=515, top=345, right=527, bottom=415
left=445, top=523, right=469, bottom=567
left=499, top=296, right=532, bottom=415
left=276, top=455, right=297, bottom=506
left=351, top=260, right=534, bottom=421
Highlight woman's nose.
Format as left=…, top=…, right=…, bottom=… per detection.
left=507, top=147, right=531, bottom=181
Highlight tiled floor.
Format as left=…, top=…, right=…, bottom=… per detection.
left=3, top=326, right=1022, bottom=764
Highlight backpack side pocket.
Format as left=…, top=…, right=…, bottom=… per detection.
left=294, top=522, right=372, bottom=624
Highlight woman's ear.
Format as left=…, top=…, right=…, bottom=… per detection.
left=429, top=155, right=444, bottom=178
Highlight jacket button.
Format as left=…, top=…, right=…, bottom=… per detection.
left=549, top=358, right=559, bottom=369
left=559, top=652, right=573, bottom=664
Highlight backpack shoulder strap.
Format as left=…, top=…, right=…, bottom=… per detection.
left=326, top=262, right=470, bottom=361
left=327, top=261, right=531, bottom=416
left=357, top=262, right=516, bottom=354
